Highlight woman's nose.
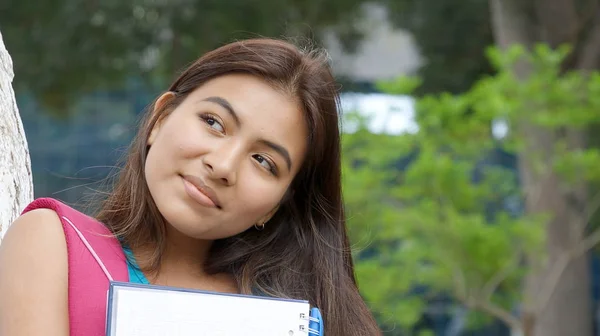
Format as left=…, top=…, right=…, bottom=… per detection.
left=202, top=144, right=241, bottom=186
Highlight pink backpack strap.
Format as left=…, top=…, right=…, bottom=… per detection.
left=22, top=197, right=129, bottom=336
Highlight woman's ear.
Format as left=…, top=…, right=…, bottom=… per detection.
left=148, top=92, right=176, bottom=146
left=259, top=205, right=280, bottom=225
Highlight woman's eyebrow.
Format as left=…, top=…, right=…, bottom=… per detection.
left=202, top=96, right=241, bottom=127
left=259, top=139, right=292, bottom=170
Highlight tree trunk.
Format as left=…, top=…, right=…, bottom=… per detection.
left=490, top=0, right=599, bottom=335
left=0, top=30, right=33, bottom=241
left=521, top=311, right=535, bottom=336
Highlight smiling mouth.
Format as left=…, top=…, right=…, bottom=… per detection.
left=181, top=175, right=221, bottom=209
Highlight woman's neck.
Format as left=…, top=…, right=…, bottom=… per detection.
left=164, top=226, right=213, bottom=273
left=132, top=226, right=238, bottom=293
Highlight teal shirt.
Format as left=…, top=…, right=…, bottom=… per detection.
left=122, top=246, right=150, bottom=284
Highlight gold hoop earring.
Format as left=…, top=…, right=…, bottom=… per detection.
left=254, top=222, right=265, bottom=231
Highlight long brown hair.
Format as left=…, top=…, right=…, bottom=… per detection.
left=96, top=38, right=381, bottom=335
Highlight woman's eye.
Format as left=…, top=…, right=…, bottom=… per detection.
left=200, top=114, right=225, bottom=133
left=253, top=154, right=277, bottom=175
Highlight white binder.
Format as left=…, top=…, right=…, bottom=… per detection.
left=106, top=281, right=314, bottom=336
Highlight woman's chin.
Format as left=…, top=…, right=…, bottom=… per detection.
left=164, top=220, right=237, bottom=242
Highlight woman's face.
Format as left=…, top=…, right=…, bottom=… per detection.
left=145, top=74, right=307, bottom=240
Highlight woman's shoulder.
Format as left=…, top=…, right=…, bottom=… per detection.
left=22, top=197, right=85, bottom=219
left=3, top=195, right=128, bottom=280
left=0, top=199, right=68, bottom=290
left=0, top=200, right=69, bottom=335
left=21, top=197, right=108, bottom=232
left=8, top=202, right=65, bottom=238
left=5, top=197, right=116, bottom=259
left=2, top=198, right=68, bottom=260
left=5, top=198, right=69, bottom=245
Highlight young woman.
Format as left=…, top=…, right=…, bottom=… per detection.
left=0, top=38, right=381, bottom=335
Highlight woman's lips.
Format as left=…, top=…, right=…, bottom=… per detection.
left=181, top=175, right=221, bottom=209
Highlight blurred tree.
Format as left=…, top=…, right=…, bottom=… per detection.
left=490, top=1, right=600, bottom=335
left=344, top=46, right=600, bottom=336
left=0, top=0, right=367, bottom=116
left=379, top=0, right=495, bottom=95
left=371, top=1, right=600, bottom=334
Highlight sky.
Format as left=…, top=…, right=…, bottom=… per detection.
left=339, top=92, right=509, bottom=139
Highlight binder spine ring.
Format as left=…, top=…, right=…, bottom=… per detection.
left=300, top=311, right=322, bottom=336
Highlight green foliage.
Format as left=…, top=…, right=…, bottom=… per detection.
left=345, top=44, right=600, bottom=330
left=0, top=0, right=366, bottom=116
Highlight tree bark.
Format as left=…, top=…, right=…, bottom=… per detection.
left=0, top=30, right=33, bottom=241
left=490, top=0, right=599, bottom=335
